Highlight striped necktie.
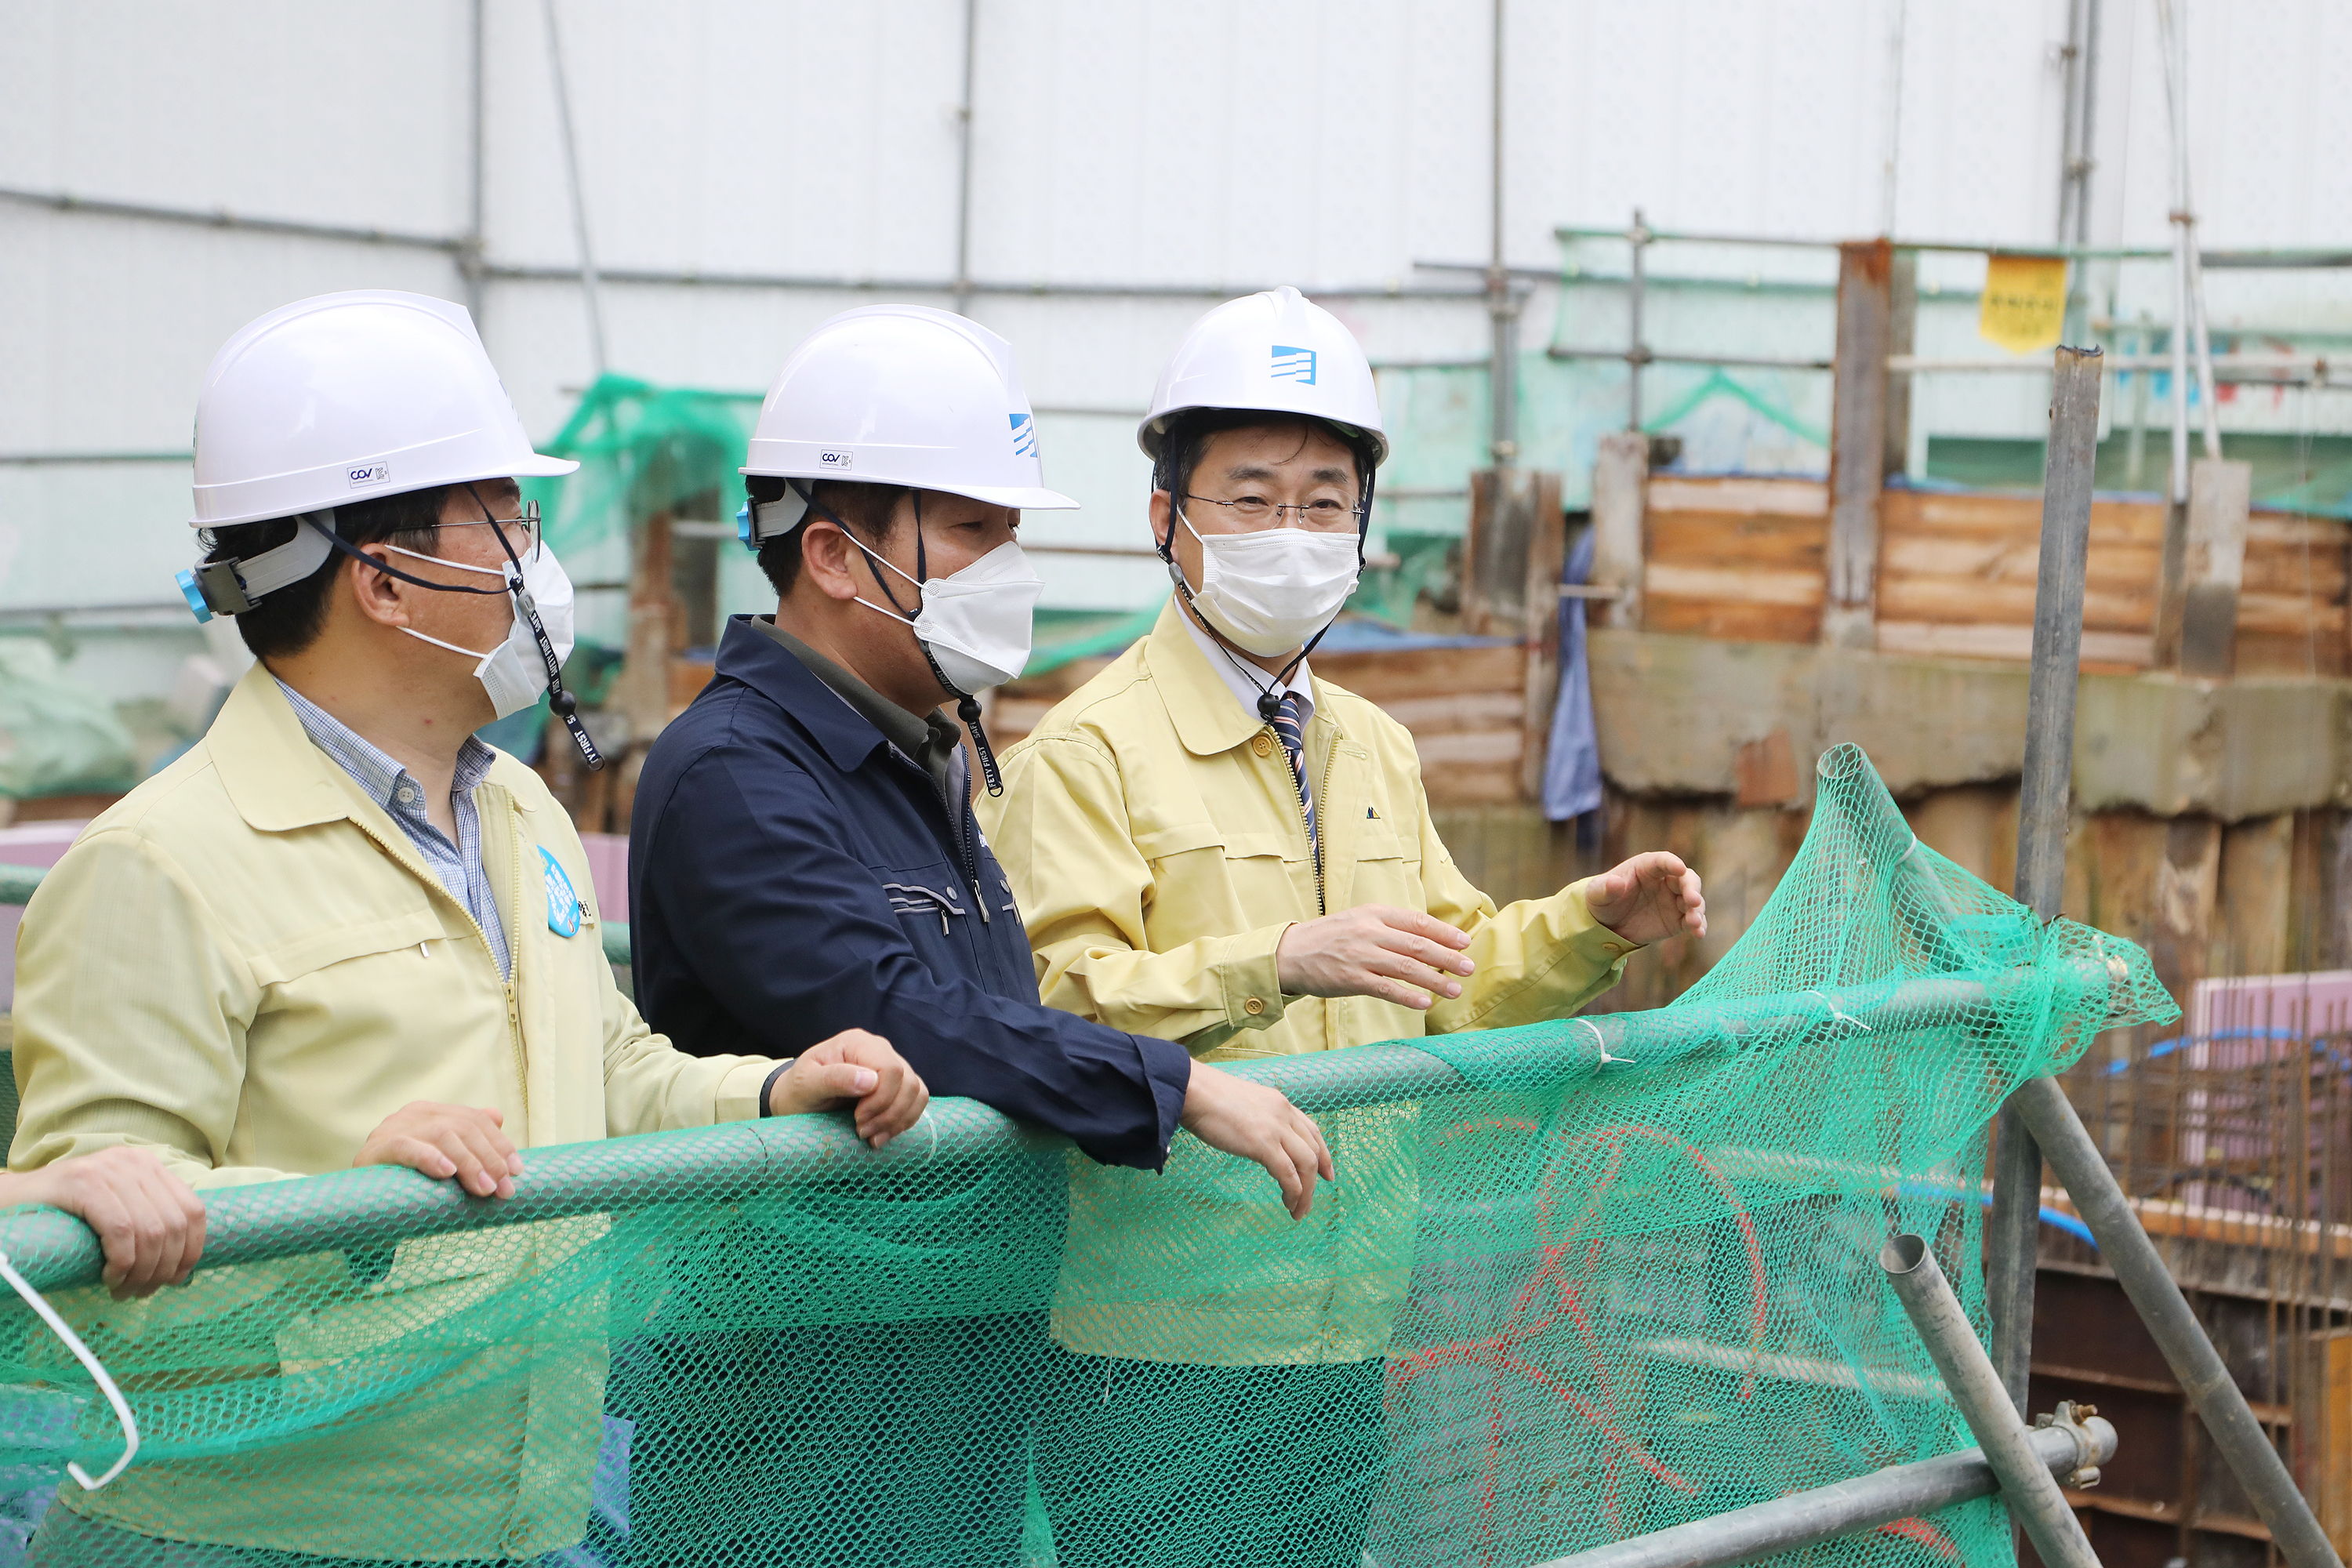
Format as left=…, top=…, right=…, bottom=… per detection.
left=1270, top=691, right=1317, bottom=862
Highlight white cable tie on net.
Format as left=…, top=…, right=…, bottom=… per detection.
left=0, top=1250, right=138, bottom=1490
left=1578, top=1018, right=1632, bottom=1066
left=1807, top=989, right=1873, bottom=1033
left=916, top=1107, right=938, bottom=1165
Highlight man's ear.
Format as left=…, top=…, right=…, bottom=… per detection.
left=1149, top=489, right=1175, bottom=551
left=342, top=546, right=412, bottom=630
left=794, top=520, right=865, bottom=604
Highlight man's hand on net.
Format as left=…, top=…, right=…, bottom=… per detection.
left=356, top=1102, right=523, bottom=1200
left=1585, top=851, right=1707, bottom=946
left=769, top=1029, right=929, bottom=1149
left=1275, top=905, right=1475, bottom=1011
left=1179, top=1062, right=1334, bottom=1222
left=4, top=1147, right=208, bottom=1301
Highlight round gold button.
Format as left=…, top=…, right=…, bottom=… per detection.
left=1243, top=996, right=1266, bottom=1015
left=1251, top=734, right=1274, bottom=757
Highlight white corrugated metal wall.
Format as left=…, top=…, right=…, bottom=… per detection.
left=5, top=0, right=2349, bottom=700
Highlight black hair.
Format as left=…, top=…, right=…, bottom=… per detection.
left=199, top=485, right=454, bottom=661
left=1151, top=408, right=1381, bottom=521
left=747, top=476, right=910, bottom=599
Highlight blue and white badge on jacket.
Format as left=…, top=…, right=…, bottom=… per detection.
left=539, top=846, right=583, bottom=938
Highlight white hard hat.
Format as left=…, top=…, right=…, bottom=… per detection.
left=738, top=305, right=1075, bottom=544
left=188, top=290, right=576, bottom=529
left=1138, top=285, right=1388, bottom=467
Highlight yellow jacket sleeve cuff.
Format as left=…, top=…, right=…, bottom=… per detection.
left=714, top=1060, right=781, bottom=1124
left=1215, top=924, right=1293, bottom=1033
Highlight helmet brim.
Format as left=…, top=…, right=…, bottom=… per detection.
left=1137, top=405, right=1389, bottom=468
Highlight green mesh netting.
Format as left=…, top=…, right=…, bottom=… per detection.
left=0, top=744, right=2175, bottom=1566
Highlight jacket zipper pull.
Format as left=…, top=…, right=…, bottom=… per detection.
left=972, top=880, right=991, bottom=924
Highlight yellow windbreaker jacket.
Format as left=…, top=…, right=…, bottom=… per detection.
left=979, top=602, right=1635, bottom=1366
left=8, top=665, right=777, bottom=1559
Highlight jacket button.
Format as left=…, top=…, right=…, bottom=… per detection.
left=1243, top=996, right=1266, bottom=1015
left=1251, top=734, right=1274, bottom=757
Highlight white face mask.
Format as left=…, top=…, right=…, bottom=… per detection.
left=852, top=536, right=1044, bottom=696
left=392, top=539, right=577, bottom=720
left=1173, top=508, right=1361, bottom=658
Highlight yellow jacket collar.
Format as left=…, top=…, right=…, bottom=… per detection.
left=1144, top=601, right=1296, bottom=758
left=209, top=663, right=539, bottom=833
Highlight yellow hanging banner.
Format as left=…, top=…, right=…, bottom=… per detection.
left=1978, top=253, right=2070, bottom=354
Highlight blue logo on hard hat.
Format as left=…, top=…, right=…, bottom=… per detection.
left=1010, top=412, right=1037, bottom=457
left=1271, top=346, right=1317, bottom=386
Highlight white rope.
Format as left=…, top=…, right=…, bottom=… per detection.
left=0, top=1250, right=137, bottom=1490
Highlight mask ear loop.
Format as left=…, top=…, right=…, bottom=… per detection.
left=0, top=1251, right=137, bottom=1490
left=464, top=485, right=601, bottom=773
left=1151, top=448, right=1370, bottom=725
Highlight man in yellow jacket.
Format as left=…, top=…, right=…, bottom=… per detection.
left=9, top=292, right=924, bottom=1563
left=978, top=288, right=1706, bottom=1568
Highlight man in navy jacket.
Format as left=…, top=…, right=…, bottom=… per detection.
left=626, top=307, right=1332, bottom=1565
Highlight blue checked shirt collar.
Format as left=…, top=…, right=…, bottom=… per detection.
left=272, top=677, right=511, bottom=980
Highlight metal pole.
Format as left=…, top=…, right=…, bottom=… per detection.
left=2014, top=1076, right=2347, bottom=1568
left=2055, top=0, right=2084, bottom=245
left=1627, top=208, right=1649, bottom=432
left=1530, top=1414, right=2116, bottom=1568
left=2074, top=0, right=2101, bottom=250
left=0, top=964, right=2103, bottom=1290
left=463, top=0, right=487, bottom=324
left=1880, top=1236, right=2103, bottom=1568
left=540, top=0, right=608, bottom=377
left=1486, top=0, right=1517, bottom=466
left=951, top=0, right=978, bottom=318
left=2156, top=0, right=2191, bottom=503
left=1878, top=0, right=1906, bottom=238
left=1985, top=346, right=2100, bottom=1418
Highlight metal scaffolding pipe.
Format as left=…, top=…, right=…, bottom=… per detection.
left=1986, top=346, right=2100, bottom=1416
left=0, top=960, right=2065, bottom=1293
left=539, top=0, right=608, bottom=376
left=1880, top=1236, right=2100, bottom=1568
left=2013, top=1076, right=2346, bottom=1568
left=1531, top=1414, right=2114, bottom=1568
left=951, top=0, right=979, bottom=317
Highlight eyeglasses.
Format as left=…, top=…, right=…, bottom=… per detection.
left=442, top=499, right=543, bottom=557
left=1181, top=494, right=1359, bottom=532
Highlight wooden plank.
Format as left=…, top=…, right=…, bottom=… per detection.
left=1413, top=729, right=1523, bottom=768
left=1417, top=760, right=1525, bottom=808
left=1875, top=577, right=2154, bottom=632
left=1881, top=535, right=2161, bottom=591
left=1374, top=691, right=1528, bottom=735
left=2234, top=630, right=2348, bottom=678
left=1645, top=475, right=1826, bottom=517
left=2236, top=592, right=2348, bottom=638
left=1881, top=490, right=2167, bottom=545
left=1642, top=598, right=1820, bottom=644
left=2181, top=457, right=2252, bottom=677
left=1874, top=620, right=2155, bottom=667
left=1644, top=562, right=1825, bottom=608
left=1824, top=241, right=1892, bottom=647
left=1646, top=512, right=1828, bottom=568
left=1313, top=644, right=1526, bottom=702
left=2241, top=542, right=2349, bottom=597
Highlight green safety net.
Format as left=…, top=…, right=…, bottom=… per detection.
left=0, top=745, right=2176, bottom=1566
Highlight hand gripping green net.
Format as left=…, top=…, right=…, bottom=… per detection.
left=0, top=744, right=2175, bottom=1566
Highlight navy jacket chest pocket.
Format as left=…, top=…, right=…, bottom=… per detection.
left=880, top=862, right=973, bottom=939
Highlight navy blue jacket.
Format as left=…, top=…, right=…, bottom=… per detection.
left=628, top=616, right=1189, bottom=1170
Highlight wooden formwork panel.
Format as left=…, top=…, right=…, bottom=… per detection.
left=1877, top=488, right=2350, bottom=677
left=1642, top=475, right=1828, bottom=646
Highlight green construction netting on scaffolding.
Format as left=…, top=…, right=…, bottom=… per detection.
left=0, top=746, right=2176, bottom=1566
